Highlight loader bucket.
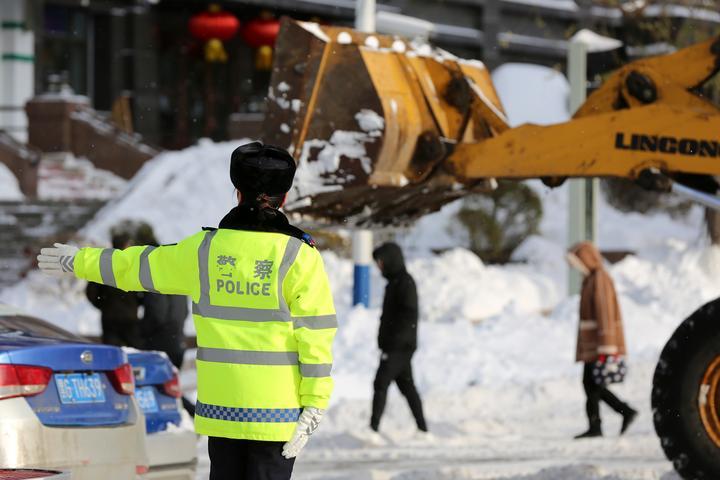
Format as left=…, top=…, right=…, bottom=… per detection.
left=262, top=18, right=508, bottom=225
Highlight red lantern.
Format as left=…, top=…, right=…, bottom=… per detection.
left=241, top=18, right=280, bottom=48
left=189, top=6, right=240, bottom=42
left=189, top=5, right=239, bottom=63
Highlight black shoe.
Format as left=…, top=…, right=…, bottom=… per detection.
left=574, top=428, right=602, bottom=439
left=620, top=409, right=638, bottom=435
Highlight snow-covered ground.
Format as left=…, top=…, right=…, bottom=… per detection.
left=2, top=63, right=716, bottom=479
left=0, top=162, right=24, bottom=201
left=1, top=152, right=129, bottom=202
left=38, top=153, right=128, bottom=200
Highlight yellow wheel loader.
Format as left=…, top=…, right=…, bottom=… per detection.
left=263, top=18, right=720, bottom=479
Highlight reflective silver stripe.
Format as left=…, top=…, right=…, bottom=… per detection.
left=579, top=320, right=598, bottom=330
left=197, top=347, right=299, bottom=365
left=278, top=238, right=302, bottom=316
left=299, top=363, right=332, bottom=377
left=100, top=249, right=117, bottom=287
left=197, top=230, right=218, bottom=307
left=598, top=345, right=619, bottom=355
left=293, top=315, right=338, bottom=330
left=139, top=246, right=157, bottom=292
left=192, top=302, right=290, bottom=322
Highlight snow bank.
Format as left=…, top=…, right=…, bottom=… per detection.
left=0, top=162, right=23, bottom=201
left=492, top=63, right=570, bottom=126
left=397, top=178, right=705, bottom=273
left=38, top=153, right=128, bottom=200
left=0, top=271, right=103, bottom=334
left=81, top=140, right=247, bottom=245
left=329, top=244, right=720, bottom=401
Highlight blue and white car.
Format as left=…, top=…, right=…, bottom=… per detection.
left=0, top=304, right=148, bottom=479
left=126, top=350, right=197, bottom=480
left=0, top=304, right=198, bottom=479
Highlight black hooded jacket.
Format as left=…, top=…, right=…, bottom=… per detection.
left=373, top=243, right=418, bottom=353
left=140, top=292, right=188, bottom=367
left=86, top=283, right=142, bottom=347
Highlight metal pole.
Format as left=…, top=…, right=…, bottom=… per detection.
left=567, top=38, right=597, bottom=295
left=353, top=0, right=376, bottom=306
left=355, top=0, right=376, bottom=33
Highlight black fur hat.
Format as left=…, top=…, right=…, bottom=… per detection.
left=230, top=141, right=296, bottom=196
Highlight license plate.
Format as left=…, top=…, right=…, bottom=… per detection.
left=135, top=386, right=159, bottom=414
left=55, top=373, right=106, bottom=404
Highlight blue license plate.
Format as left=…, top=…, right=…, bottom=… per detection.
left=135, top=386, right=159, bottom=414
left=55, top=373, right=106, bottom=404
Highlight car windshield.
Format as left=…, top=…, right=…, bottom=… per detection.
left=0, top=315, right=88, bottom=342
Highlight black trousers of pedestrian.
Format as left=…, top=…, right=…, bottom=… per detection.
left=371, top=351, right=427, bottom=432
left=208, top=437, right=295, bottom=480
left=582, top=362, right=630, bottom=428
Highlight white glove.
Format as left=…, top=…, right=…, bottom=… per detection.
left=37, top=243, right=79, bottom=277
left=282, top=407, right=324, bottom=459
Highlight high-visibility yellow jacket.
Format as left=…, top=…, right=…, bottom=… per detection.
left=73, top=227, right=336, bottom=442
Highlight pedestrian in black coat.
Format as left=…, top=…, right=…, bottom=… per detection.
left=370, top=242, right=427, bottom=433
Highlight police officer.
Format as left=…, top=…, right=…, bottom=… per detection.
left=38, top=142, right=337, bottom=480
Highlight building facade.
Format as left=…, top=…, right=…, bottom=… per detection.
left=1, top=0, right=718, bottom=149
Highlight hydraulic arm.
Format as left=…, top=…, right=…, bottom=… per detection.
left=452, top=35, right=720, bottom=182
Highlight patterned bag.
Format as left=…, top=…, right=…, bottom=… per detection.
left=591, top=355, right=628, bottom=386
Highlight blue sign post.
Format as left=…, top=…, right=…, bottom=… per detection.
left=352, top=230, right=372, bottom=307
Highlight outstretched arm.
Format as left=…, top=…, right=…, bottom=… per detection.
left=38, top=231, right=207, bottom=298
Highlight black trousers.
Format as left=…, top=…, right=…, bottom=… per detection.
left=371, top=351, right=427, bottom=431
left=582, top=362, right=630, bottom=427
left=208, top=437, right=295, bottom=480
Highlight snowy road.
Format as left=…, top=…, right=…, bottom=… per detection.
left=193, top=363, right=679, bottom=480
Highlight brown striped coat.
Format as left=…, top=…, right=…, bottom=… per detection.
left=569, top=242, right=627, bottom=363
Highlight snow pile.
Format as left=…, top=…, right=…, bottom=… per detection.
left=0, top=162, right=23, bottom=201
left=397, top=179, right=705, bottom=270
left=80, top=140, right=245, bottom=245
left=38, top=153, right=128, bottom=200
left=492, top=63, right=570, bottom=126
left=1, top=271, right=103, bottom=334
left=325, top=243, right=720, bottom=401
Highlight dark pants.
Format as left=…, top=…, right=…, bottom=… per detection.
left=371, top=351, right=427, bottom=431
left=208, top=437, right=295, bottom=480
left=582, top=362, right=630, bottom=428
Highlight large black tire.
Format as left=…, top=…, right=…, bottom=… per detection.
left=652, top=298, right=720, bottom=480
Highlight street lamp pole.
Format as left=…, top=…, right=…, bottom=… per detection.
left=567, top=36, right=598, bottom=295
left=352, top=0, right=376, bottom=307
